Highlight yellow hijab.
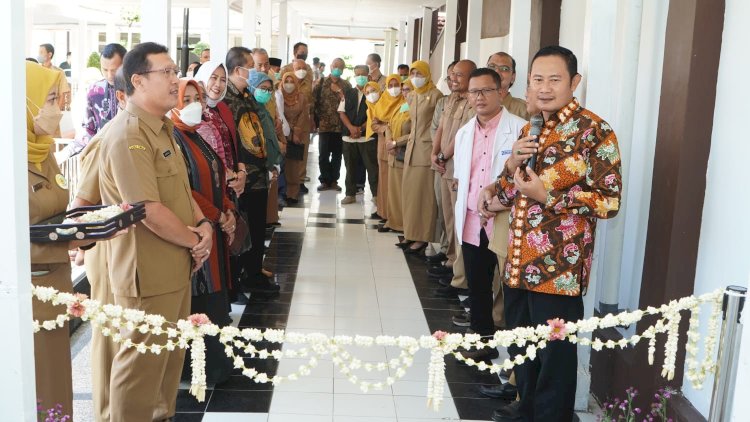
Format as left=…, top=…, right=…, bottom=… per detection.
left=371, top=74, right=406, bottom=123
left=364, top=82, right=382, bottom=139
left=26, top=62, right=63, bottom=170
left=409, top=60, right=437, bottom=95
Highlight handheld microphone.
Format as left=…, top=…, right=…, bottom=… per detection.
left=526, top=114, right=544, bottom=170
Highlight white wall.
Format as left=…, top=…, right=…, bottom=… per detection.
left=685, top=0, right=750, bottom=417
left=459, top=36, right=509, bottom=67
left=558, top=0, right=587, bottom=100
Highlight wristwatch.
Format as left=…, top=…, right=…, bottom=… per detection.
left=437, top=152, right=446, bottom=162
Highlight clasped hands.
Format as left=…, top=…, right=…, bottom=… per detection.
left=188, top=222, right=213, bottom=273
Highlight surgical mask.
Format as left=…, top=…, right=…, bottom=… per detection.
left=366, top=92, right=380, bottom=103
left=27, top=100, right=62, bottom=136
left=283, top=83, right=296, bottom=93
left=399, top=102, right=409, bottom=113
left=254, top=89, right=272, bottom=104
left=354, top=75, right=368, bottom=87
left=400, top=75, right=408, bottom=82
left=331, top=68, right=343, bottom=78
left=179, top=101, right=204, bottom=126
left=36, top=55, right=46, bottom=64
left=411, top=76, right=427, bottom=88
left=387, top=87, right=401, bottom=97
left=294, top=69, right=307, bottom=80
left=296, top=53, right=308, bottom=61
left=275, top=72, right=281, bottom=80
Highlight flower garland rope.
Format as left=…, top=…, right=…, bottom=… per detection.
left=31, top=285, right=725, bottom=409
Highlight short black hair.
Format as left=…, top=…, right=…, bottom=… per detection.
left=293, top=42, right=308, bottom=53
left=102, top=43, right=127, bottom=60
left=397, top=64, right=409, bottom=72
left=114, top=68, right=128, bottom=93
left=192, top=63, right=202, bottom=75
left=488, top=52, right=517, bottom=73
left=469, top=68, right=502, bottom=89
left=226, top=46, right=252, bottom=74
left=26, top=57, right=38, bottom=63
left=313, top=57, right=320, bottom=65
left=122, top=42, right=169, bottom=96
left=40, top=43, right=55, bottom=57
left=531, top=45, right=578, bottom=79
left=448, top=60, right=458, bottom=69
left=367, top=53, right=381, bottom=66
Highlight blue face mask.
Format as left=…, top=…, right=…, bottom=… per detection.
left=331, top=68, right=343, bottom=78
left=254, top=88, right=272, bottom=104
left=399, top=102, right=410, bottom=113
left=354, top=75, right=368, bottom=87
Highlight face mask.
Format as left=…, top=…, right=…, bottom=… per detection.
left=387, top=87, right=401, bottom=97
left=354, top=75, right=368, bottom=87
left=296, top=53, right=308, bottom=61
left=331, top=68, right=343, bottom=78
left=186, top=71, right=194, bottom=78
left=283, top=83, right=296, bottom=94
left=27, top=100, right=62, bottom=136
left=254, top=89, right=272, bottom=104
left=399, top=102, right=410, bottom=113
left=411, top=76, right=427, bottom=88
left=275, top=72, right=281, bottom=80
left=294, top=69, right=307, bottom=80
left=36, top=55, right=46, bottom=64
left=179, top=101, right=204, bottom=126
left=366, top=93, right=380, bottom=103
left=400, top=75, right=408, bottom=82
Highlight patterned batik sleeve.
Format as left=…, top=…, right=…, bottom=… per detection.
left=82, top=89, right=98, bottom=142
left=544, top=121, right=622, bottom=219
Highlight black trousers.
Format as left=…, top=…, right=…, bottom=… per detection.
left=503, top=284, right=584, bottom=422
left=343, top=140, right=378, bottom=197
left=239, top=188, right=268, bottom=279
left=461, top=229, right=497, bottom=335
left=318, top=132, right=343, bottom=185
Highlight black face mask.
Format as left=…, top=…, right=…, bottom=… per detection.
left=296, top=53, right=308, bottom=61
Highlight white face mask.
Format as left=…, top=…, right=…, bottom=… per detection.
left=294, top=69, right=307, bottom=80
left=387, top=87, right=401, bottom=97
left=283, top=83, right=296, bottom=93
left=27, top=100, right=62, bottom=136
left=411, top=76, right=427, bottom=88
left=180, top=101, right=204, bottom=126
left=366, top=92, right=380, bottom=103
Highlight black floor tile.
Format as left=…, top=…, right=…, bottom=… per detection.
left=242, top=301, right=291, bottom=315
left=216, top=375, right=276, bottom=391
left=175, top=388, right=211, bottom=413
left=336, top=218, right=365, bottom=224
left=452, top=397, right=508, bottom=420
left=307, top=222, right=338, bottom=228
left=447, top=382, right=502, bottom=399
left=238, top=312, right=288, bottom=329
left=309, top=212, right=337, bottom=218
left=205, top=389, right=274, bottom=412
left=173, top=413, right=205, bottom=422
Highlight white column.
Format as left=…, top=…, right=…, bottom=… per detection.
left=384, top=29, right=394, bottom=74
left=260, top=0, right=272, bottom=49
left=242, top=0, right=257, bottom=48
left=465, top=0, right=482, bottom=64
left=289, top=8, right=301, bottom=53
left=0, top=0, right=37, bottom=420
left=210, top=0, right=229, bottom=62
left=140, top=0, right=171, bottom=48
left=442, top=0, right=458, bottom=76
left=507, top=0, right=533, bottom=98
left=405, top=18, right=415, bottom=64
left=397, top=20, right=407, bottom=67
left=278, top=0, right=289, bottom=62
left=419, top=7, right=432, bottom=61
left=106, top=22, right=117, bottom=44
left=77, top=19, right=88, bottom=79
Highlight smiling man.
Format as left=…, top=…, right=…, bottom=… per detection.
left=487, top=52, right=530, bottom=120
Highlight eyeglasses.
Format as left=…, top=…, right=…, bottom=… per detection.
left=139, top=67, right=180, bottom=77
left=467, top=88, right=499, bottom=98
left=487, top=64, right=512, bottom=72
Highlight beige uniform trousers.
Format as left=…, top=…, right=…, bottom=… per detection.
left=440, top=174, right=458, bottom=266
left=488, top=210, right=511, bottom=329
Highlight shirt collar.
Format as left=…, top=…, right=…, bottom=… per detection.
left=476, top=107, right=504, bottom=132
left=548, top=97, right=581, bottom=127
left=125, top=102, right=170, bottom=135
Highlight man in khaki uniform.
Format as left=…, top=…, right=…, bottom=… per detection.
left=70, top=69, right=128, bottom=422
left=99, top=42, right=213, bottom=422
left=487, top=52, right=530, bottom=120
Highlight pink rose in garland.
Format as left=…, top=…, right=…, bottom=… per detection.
left=188, top=313, right=211, bottom=326
left=432, top=330, right=448, bottom=341
left=547, top=318, right=567, bottom=341
left=67, top=293, right=88, bottom=318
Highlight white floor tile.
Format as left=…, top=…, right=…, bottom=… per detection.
left=268, top=413, right=332, bottom=422
left=288, top=303, right=336, bottom=317
left=269, top=392, right=334, bottom=415
left=333, top=394, right=396, bottom=417
left=333, top=416, right=397, bottom=422
left=202, top=413, right=268, bottom=421
left=393, top=395, right=460, bottom=420
left=285, top=315, right=335, bottom=330
left=333, top=378, right=393, bottom=395
left=273, top=376, right=334, bottom=394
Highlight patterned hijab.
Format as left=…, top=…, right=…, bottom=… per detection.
left=26, top=62, right=62, bottom=170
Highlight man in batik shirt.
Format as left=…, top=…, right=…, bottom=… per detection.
left=78, top=43, right=127, bottom=152
left=479, top=46, right=622, bottom=422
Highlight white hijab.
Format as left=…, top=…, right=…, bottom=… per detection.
left=193, top=60, right=228, bottom=107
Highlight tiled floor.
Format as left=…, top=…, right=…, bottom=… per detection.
left=71, top=137, right=597, bottom=421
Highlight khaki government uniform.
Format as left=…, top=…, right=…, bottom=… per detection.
left=384, top=118, right=411, bottom=232
left=29, top=155, right=74, bottom=417
left=99, top=102, right=194, bottom=422
left=280, top=63, right=314, bottom=182
left=488, top=209, right=511, bottom=328
left=282, top=93, right=311, bottom=199
left=76, top=128, right=119, bottom=422
left=402, top=87, right=442, bottom=242
left=502, top=93, right=530, bottom=120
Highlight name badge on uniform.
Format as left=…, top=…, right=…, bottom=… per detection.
left=163, top=149, right=172, bottom=158
left=501, top=149, right=512, bottom=156
left=55, top=174, right=68, bottom=189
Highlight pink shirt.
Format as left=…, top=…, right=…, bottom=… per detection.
left=462, top=111, right=502, bottom=246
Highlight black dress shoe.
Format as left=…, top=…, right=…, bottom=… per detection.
left=395, top=241, right=413, bottom=249
left=300, top=184, right=309, bottom=194
left=492, top=401, right=522, bottom=421
left=436, top=276, right=452, bottom=287
left=434, top=285, right=466, bottom=298
left=377, top=225, right=391, bottom=233
left=479, top=383, right=518, bottom=400
left=404, top=243, right=427, bottom=255
left=425, top=252, right=448, bottom=264
left=427, top=265, right=453, bottom=277
left=370, top=211, right=382, bottom=219
left=286, top=197, right=299, bottom=204
left=457, top=347, right=499, bottom=362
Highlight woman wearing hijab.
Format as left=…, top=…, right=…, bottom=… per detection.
left=399, top=60, right=443, bottom=254
left=369, top=75, right=406, bottom=230
left=279, top=71, right=311, bottom=204
left=171, top=79, right=235, bottom=384
left=383, top=80, right=414, bottom=233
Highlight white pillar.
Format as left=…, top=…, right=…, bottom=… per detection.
left=140, top=0, right=171, bottom=48
left=259, top=0, right=272, bottom=50
left=289, top=8, right=301, bottom=54
left=106, top=22, right=117, bottom=44
left=77, top=19, right=88, bottom=80
left=210, top=0, right=229, bottom=62
left=397, top=20, right=407, bottom=67
left=383, top=29, right=393, bottom=74
left=465, top=0, right=483, bottom=64
left=442, top=0, right=458, bottom=76
left=405, top=19, right=415, bottom=64
left=0, top=0, right=38, bottom=420
left=278, top=0, right=289, bottom=62
left=419, top=7, right=432, bottom=61
left=242, top=0, right=257, bottom=49
left=507, top=0, right=533, bottom=98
